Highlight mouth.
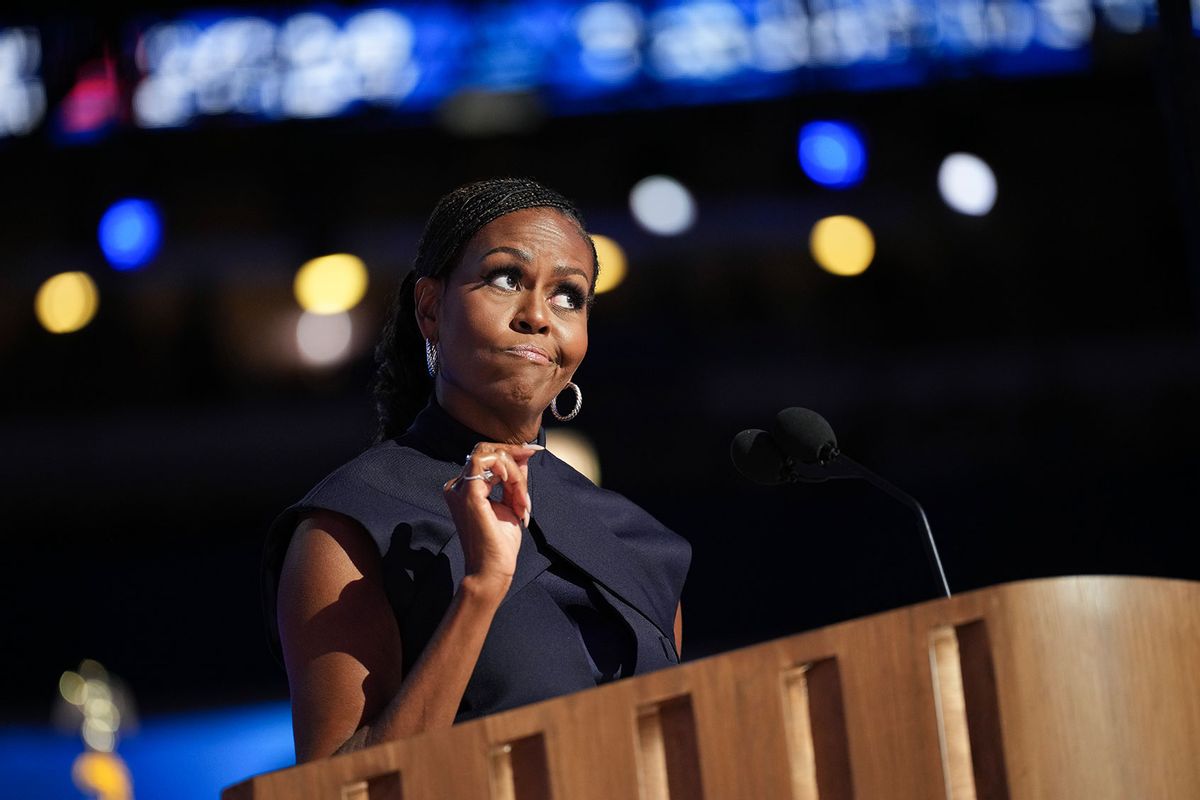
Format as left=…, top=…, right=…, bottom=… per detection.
left=504, top=344, right=554, bottom=366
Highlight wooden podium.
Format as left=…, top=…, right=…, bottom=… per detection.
left=224, top=576, right=1200, bottom=799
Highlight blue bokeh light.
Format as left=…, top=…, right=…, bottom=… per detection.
left=0, top=701, right=294, bottom=800
left=98, top=198, right=162, bottom=270
left=798, top=121, right=867, bottom=189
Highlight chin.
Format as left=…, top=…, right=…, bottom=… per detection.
left=501, top=380, right=544, bottom=408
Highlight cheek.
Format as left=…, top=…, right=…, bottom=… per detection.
left=444, top=296, right=496, bottom=348
left=561, top=320, right=588, bottom=368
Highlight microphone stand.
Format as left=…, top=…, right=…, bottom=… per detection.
left=786, top=449, right=952, bottom=599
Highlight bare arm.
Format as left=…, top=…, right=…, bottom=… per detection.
left=277, top=443, right=538, bottom=763
left=277, top=510, right=509, bottom=762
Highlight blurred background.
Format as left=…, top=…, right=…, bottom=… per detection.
left=2, top=0, right=1198, bottom=796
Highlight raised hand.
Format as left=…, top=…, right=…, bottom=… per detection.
left=442, top=442, right=542, bottom=595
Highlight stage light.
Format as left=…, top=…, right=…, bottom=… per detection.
left=629, top=175, right=696, bottom=236
left=293, top=253, right=369, bottom=314
left=810, top=215, right=875, bottom=276
left=798, top=121, right=867, bottom=189
left=545, top=428, right=601, bottom=485
left=35, top=271, right=99, bottom=333
left=591, top=234, right=627, bottom=294
left=296, top=310, right=353, bottom=366
left=98, top=198, right=162, bottom=270
left=938, top=152, right=997, bottom=216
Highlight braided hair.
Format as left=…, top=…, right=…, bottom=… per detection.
left=372, top=178, right=599, bottom=441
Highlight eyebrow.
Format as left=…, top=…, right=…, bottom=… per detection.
left=480, top=247, right=592, bottom=282
left=480, top=246, right=532, bottom=262
left=553, top=264, right=591, bottom=282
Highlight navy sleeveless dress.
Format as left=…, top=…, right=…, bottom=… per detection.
left=262, top=400, right=691, bottom=722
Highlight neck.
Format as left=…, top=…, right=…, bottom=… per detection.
left=435, top=381, right=541, bottom=445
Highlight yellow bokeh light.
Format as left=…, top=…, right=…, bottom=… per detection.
left=809, top=215, right=875, bottom=277
left=545, top=428, right=601, bottom=485
left=591, top=234, right=627, bottom=295
left=72, top=751, right=132, bottom=800
left=293, top=253, right=369, bottom=314
left=35, top=272, right=99, bottom=333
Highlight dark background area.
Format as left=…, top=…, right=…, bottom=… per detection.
left=2, top=4, right=1198, bottom=724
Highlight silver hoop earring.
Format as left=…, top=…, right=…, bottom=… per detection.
left=550, top=382, right=582, bottom=422
left=425, top=339, right=439, bottom=378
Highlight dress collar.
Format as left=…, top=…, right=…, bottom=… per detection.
left=402, top=397, right=547, bottom=465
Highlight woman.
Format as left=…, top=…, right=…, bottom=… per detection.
left=263, top=178, right=691, bottom=763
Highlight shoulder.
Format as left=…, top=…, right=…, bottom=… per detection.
left=539, top=449, right=692, bottom=561
left=283, top=439, right=458, bottom=552
left=302, top=440, right=444, bottom=516
left=261, top=440, right=458, bottom=663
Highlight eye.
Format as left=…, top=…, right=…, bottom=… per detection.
left=551, top=284, right=587, bottom=310
left=485, top=268, right=522, bottom=292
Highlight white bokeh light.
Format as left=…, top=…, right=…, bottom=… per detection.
left=296, top=310, right=353, bottom=366
left=0, top=27, right=47, bottom=138
left=628, top=175, right=696, bottom=236
left=938, top=153, right=998, bottom=216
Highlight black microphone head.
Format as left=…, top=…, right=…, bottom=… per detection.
left=730, top=429, right=789, bottom=485
left=773, top=407, right=838, bottom=464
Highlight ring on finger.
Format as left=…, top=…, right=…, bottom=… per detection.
left=459, top=468, right=495, bottom=482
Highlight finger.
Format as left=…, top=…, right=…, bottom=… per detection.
left=462, top=443, right=539, bottom=522
left=505, top=445, right=542, bottom=467
left=469, top=457, right=517, bottom=513
left=484, top=454, right=510, bottom=484
left=464, top=443, right=539, bottom=472
left=490, top=450, right=531, bottom=527
left=445, top=452, right=503, bottom=497
left=498, top=449, right=535, bottom=513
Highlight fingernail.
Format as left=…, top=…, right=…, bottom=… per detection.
left=524, top=444, right=545, bottom=450
left=524, top=510, right=531, bottom=527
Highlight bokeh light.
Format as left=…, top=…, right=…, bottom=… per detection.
left=798, top=121, right=867, bottom=189
left=809, top=215, right=876, bottom=276
left=938, top=152, right=998, bottom=216
left=59, top=56, right=120, bottom=137
left=57, top=660, right=133, bottom=763
left=59, top=670, right=87, bottom=705
left=35, top=271, right=99, bottom=333
left=591, top=234, right=627, bottom=294
left=293, top=253, right=369, bottom=314
left=82, top=716, right=116, bottom=752
left=0, top=27, right=46, bottom=138
left=629, top=175, right=696, bottom=236
left=72, top=751, right=132, bottom=800
left=296, top=310, right=353, bottom=366
left=546, top=428, right=601, bottom=485
left=98, top=198, right=162, bottom=270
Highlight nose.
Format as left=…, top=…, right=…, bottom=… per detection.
left=512, top=293, right=550, bottom=335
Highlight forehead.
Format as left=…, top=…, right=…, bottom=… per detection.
left=460, top=207, right=595, bottom=278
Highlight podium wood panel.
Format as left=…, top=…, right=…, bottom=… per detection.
left=225, top=576, right=1200, bottom=799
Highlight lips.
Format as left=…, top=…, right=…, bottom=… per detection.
left=505, top=344, right=553, bottom=365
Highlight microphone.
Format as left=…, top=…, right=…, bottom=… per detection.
left=774, top=406, right=838, bottom=465
left=732, top=408, right=952, bottom=598
left=729, top=429, right=789, bottom=486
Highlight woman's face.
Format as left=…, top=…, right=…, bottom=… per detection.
left=423, top=207, right=594, bottom=432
